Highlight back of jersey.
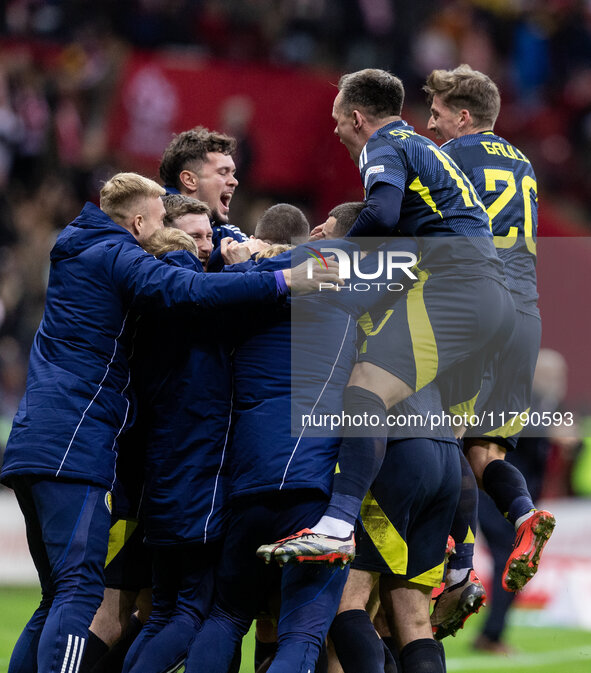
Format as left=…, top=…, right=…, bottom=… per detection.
left=361, top=121, right=504, bottom=281
left=443, top=132, right=538, bottom=316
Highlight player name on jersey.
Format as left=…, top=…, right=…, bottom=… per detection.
left=481, top=140, right=530, bottom=163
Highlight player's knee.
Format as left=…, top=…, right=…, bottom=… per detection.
left=347, top=362, right=412, bottom=409
left=336, top=569, right=375, bottom=614
left=90, top=606, right=126, bottom=646
left=134, top=588, right=152, bottom=624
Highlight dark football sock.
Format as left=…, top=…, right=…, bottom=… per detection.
left=330, top=609, right=385, bottom=673
left=448, top=451, right=478, bottom=571
left=325, top=386, right=388, bottom=525
left=435, top=640, right=447, bottom=673
left=90, top=615, right=143, bottom=673
left=79, top=631, right=109, bottom=673
left=382, top=638, right=399, bottom=673
left=482, top=459, right=534, bottom=525
left=399, top=638, right=444, bottom=673
left=382, top=635, right=400, bottom=673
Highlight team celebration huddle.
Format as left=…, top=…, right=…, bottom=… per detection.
left=1, top=65, right=556, bottom=673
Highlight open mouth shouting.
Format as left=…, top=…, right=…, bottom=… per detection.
left=219, top=190, right=233, bottom=217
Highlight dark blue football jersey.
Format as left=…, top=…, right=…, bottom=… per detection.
left=359, top=120, right=504, bottom=281
left=442, top=132, right=538, bottom=316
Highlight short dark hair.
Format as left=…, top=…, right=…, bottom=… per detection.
left=161, top=193, right=211, bottom=227
left=338, top=69, right=404, bottom=119
left=423, top=64, right=501, bottom=128
left=254, top=203, right=310, bottom=244
left=159, top=126, right=237, bottom=190
left=328, top=202, right=366, bottom=238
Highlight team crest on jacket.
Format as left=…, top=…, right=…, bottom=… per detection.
left=105, top=491, right=112, bottom=514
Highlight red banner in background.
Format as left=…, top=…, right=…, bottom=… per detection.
left=106, top=51, right=362, bottom=217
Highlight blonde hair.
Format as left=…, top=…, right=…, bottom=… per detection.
left=255, top=244, right=292, bottom=260
left=100, top=172, right=165, bottom=224
left=142, top=227, right=198, bottom=257
left=423, top=64, right=500, bottom=128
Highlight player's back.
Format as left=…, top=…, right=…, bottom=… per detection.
left=443, top=132, right=538, bottom=316
left=362, top=122, right=505, bottom=281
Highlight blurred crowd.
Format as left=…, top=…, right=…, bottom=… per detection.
left=0, top=0, right=590, bottom=495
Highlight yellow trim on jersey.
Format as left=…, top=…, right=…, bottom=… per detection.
left=522, top=176, right=537, bottom=255
left=407, top=269, right=437, bottom=391
left=358, top=312, right=374, bottom=337
left=484, top=407, right=530, bottom=438
left=369, top=310, right=394, bottom=336
left=104, top=518, right=138, bottom=568
left=464, top=526, right=475, bottom=544
left=428, top=145, right=476, bottom=209
left=449, top=390, right=480, bottom=418
left=409, top=176, right=443, bottom=218
left=408, top=560, right=445, bottom=588
left=360, top=309, right=394, bottom=355
left=494, top=231, right=518, bottom=248
left=361, top=490, right=408, bottom=575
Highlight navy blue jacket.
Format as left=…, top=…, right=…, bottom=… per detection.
left=0, top=203, right=280, bottom=490
left=127, top=251, right=232, bottom=545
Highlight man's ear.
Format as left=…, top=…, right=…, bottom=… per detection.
left=179, top=169, right=198, bottom=194
left=458, top=108, right=471, bottom=129
left=130, top=213, right=143, bottom=238
left=352, top=109, right=364, bottom=130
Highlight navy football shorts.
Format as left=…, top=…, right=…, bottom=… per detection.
left=352, top=438, right=461, bottom=587
left=465, top=309, right=541, bottom=451
left=104, top=517, right=152, bottom=591
left=359, top=274, right=515, bottom=408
